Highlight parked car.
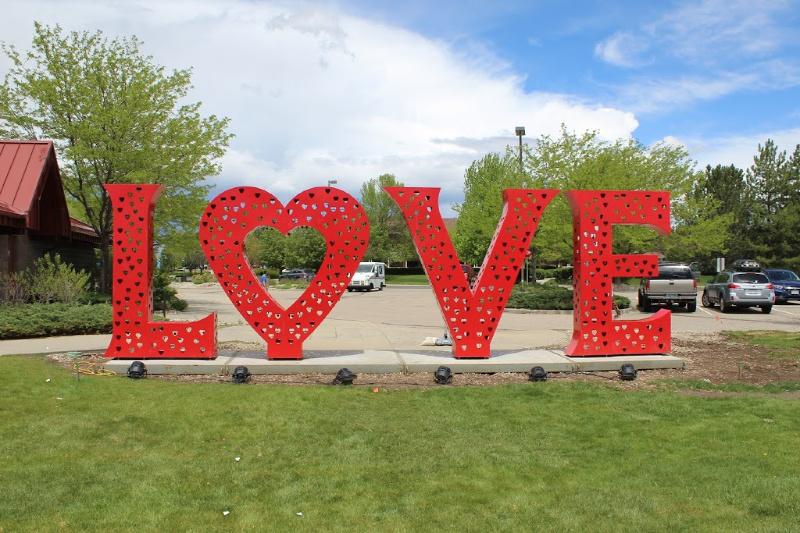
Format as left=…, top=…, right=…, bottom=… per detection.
left=763, top=268, right=800, bottom=303
left=701, top=270, right=775, bottom=313
left=279, top=268, right=315, bottom=280
left=347, top=262, right=386, bottom=292
left=638, top=262, right=697, bottom=312
left=730, top=259, right=762, bottom=272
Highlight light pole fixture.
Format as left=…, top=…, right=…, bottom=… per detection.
left=327, top=179, right=338, bottom=188
left=515, top=126, right=526, bottom=171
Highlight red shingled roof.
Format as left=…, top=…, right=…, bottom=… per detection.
left=0, top=140, right=98, bottom=240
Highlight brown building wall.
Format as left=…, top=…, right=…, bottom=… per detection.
left=0, top=233, right=96, bottom=276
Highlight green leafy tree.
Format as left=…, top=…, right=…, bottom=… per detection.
left=0, top=23, right=232, bottom=291
left=283, top=228, right=325, bottom=269
left=181, top=246, right=207, bottom=273
left=453, top=154, right=523, bottom=265
left=359, top=174, right=415, bottom=263
left=245, top=227, right=286, bottom=271
left=453, top=129, right=709, bottom=265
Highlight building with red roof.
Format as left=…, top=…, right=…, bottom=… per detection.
left=0, top=140, right=99, bottom=275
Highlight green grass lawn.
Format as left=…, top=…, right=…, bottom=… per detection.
left=1, top=356, right=799, bottom=531
left=386, top=274, right=429, bottom=285
left=723, top=331, right=800, bottom=360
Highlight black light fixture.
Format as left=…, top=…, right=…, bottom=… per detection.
left=619, top=363, right=637, bottom=381
left=434, top=366, right=452, bottom=385
left=232, top=366, right=250, bottom=384
left=528, top=366, right=548, bottom=382
left=332, top=368, right=356, bottom=385
left=127, top=361, right=147, bottom=379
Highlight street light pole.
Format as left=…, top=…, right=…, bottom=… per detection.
left=516, top=126, right=527, bottom=283
left=515, top=126, right=526, bottom=172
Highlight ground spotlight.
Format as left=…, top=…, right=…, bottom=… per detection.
left=619, top=363, right=637, bottom=381
left=232, top=366, right=250, bottom=384
left=332, top=368, right=356, bottom=385
left=434, top=366, right=452, bottom=385
left=127, top=361, right=147, bottom=379
left=528, top=366, right=548, bottom=382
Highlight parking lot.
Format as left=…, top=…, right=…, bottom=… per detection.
left=171, top=283, right=799, bottom=353
left=0, top=282, right=796, bottom=357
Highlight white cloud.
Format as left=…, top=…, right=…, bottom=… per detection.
left=594, top=32, right=649, bottom=68
left=613, top=60, right=800, bottom=114
left=0, top=0, right=639, bottom=215
left=652, top=0, right=790, bottom=65
left=594, top=0, right=799, bottom=114
left=596, top=0, right=793, bottom=68
left=663, top=128, right=800, bottom=170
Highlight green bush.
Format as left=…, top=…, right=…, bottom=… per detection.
left=0, top=271, right=29, bottom=304
left=0, top=254, right=90, bottom=304
left=0, top=303, right=112, bottom=339
left=28, top=254, right=90, bottom=304
left=191, top=271, right=216, bottom=284
left=507, top=283, right=630, bottom=310
left=533, top=266, right=573, bottom=282
left=153, top=271, right=188, bottom=314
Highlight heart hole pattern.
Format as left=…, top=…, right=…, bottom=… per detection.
left=199, top=186, right=368, bottom=359
left=104, top=184, right=217, bottom=359
left=565, top=189, right=671, bottom=356
left=386, top=187, right=557, bottom=358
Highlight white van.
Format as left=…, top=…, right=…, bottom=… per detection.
left=348, top=262, right=386, bottom=292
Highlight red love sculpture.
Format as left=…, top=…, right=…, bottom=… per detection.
left=565, top=190, right=671, bottom=356
left=386, top=187, right=557, bottom=358
left=199, top=187, right=369, bottom=359
left=105, top=184, right=217, bottom=359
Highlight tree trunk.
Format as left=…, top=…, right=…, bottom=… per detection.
left=99, top=233, right=112, bottom=294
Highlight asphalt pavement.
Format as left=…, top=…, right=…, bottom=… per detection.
left=0, top=283, right=797, bottom=356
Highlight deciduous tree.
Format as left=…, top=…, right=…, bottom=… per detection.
left=0, top=23, right=232, bottom=291
left=359, top=174, right=415, bottom=263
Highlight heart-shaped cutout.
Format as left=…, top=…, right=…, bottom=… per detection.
left=199, top=186, right=369, bottom=359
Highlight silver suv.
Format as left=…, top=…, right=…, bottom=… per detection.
left=701, top=271, right=775, bottom=313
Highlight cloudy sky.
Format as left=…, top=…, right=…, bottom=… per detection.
left=1, top=0, right=799, bottom=213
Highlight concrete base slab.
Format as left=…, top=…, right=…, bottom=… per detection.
left=399, top=350, right=576, bottom=373
left=229, top=350, right=404, bottom=374
left=572, top=355, right=686, bottom=371
left=104, top=349, right=684, bottom=375
left=105, top=356, right=235, bottom=375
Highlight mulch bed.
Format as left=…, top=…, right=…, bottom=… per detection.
left=46, top=333, right=800, bottom=390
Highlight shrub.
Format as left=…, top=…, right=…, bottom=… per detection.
left=533, top=266, right=572, bottom=282
left=0, top=303, right=112, bottom=339
left=153, top=271, right=188, bottom=314
left=0, top=254, right=90, bottom=305
left=507, top=283, right=630, bottom=310
left=191, top=271, right=216, bottom=284
left=0, top=271, right=30, bottom=304
left=508, top=283, right=574, bottom=310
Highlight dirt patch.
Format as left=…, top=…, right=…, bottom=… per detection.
left=46, top=333, right=800, bottom=390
